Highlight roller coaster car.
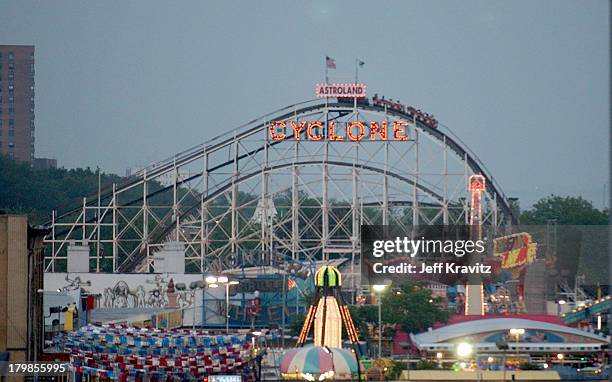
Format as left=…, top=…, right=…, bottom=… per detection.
left=336, top=96, right=370, bottom=105
left=371, top=96, right=439, bottom=129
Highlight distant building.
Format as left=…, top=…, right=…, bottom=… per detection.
left=33, top=157, right=57, bottom=170
left=409, top=315, right=610, bottom=359
left=0, top=45, right=35, bottom=162
left=0, top=214, right=48, bottom=364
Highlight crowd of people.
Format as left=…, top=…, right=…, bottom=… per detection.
left=371, top=94, right=439, bottom=129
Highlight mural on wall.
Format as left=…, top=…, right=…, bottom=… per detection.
left=61, top=274, right=92, bottom=291
left=51, top=273, right=199, bottom=310
left=102, top=281, right=147, bottom=308
left=484, top=330, right=565, bottom=343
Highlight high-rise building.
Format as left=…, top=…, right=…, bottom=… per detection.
left=0, top=45, right=35, bottom=162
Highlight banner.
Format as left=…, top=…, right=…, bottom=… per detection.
left=493, top=233, right=537, bottom=269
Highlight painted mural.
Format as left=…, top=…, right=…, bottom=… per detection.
left=45, top=273, right=206, bottom=310
left=484, top=330, right=565, bottom=343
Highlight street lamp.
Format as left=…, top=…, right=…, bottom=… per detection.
left=217, top=275, right=229, bottom=284
left=372, top=284, right=388, bottom=358
left=206, top=275, right=239, bottom=332
left=557, top=300, right=566, bottom=315
left=509, top=328, right=525, bottom=356
left=556, top=353, right=564, bottom=366
left=205, top=275, right=218, bottom=284
left=456, top=342, right=473, bottom=359
left=175, top=282, right=202, bottom=331
left=436, top=352, right=443, bottom=368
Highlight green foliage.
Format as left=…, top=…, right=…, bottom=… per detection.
left=520, top=195, right=608, bottom=225
left=289, top=281, right=452, bottom=343
left=287, top=313, right=306, bottom=337
left=518, top=362, right=542, bottom=370
left=349, top=304, right=377, bottom=340
left=520, top=195, right=609, bottom=283
left=415, top=360, right=438, bottom=370
left=384, top=360, right=406, bottom=379
left=379, top=281, right=450, bottom=333
left=0, top=155, right=122, bottom=224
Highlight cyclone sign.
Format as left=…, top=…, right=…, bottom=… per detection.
left=316, top=83, right=367, bottom=98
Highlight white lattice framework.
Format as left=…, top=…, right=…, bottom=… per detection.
left=44, top=99, right=516, bottom=289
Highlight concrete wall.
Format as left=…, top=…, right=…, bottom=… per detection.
left=0, top=215, right=29, bottom=362
left=524, top=259, right=547, bottom=314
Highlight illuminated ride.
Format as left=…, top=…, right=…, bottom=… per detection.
left=465, top=174, right=487, bottom=315
left=489, top=232, right=538, bottom=313
left=280, top=346, right=362, bottom=381
left=282, top=265, right=363, bottom=381
left=296, top=266, right=360, bottom=349
left=43, top=92, right=517, bottom=304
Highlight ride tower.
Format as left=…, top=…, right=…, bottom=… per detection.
left=297, top=265, right=360, bottom=350
left=465, top=174, right=486, bottom=315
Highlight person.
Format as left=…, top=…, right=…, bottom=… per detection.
left=394, top=100, right=402, bottom=111
left=372, top=93, right=380, bottom=106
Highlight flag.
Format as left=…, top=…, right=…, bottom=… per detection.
left=287, top=277, right=297, bottom=291
left=325, top=56, right=336, bottom=69
left=357, top=59, right=365, bottom=67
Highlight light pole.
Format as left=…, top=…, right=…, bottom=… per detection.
left=557, top=299, right=566, bottom=316
left=436, top=352, right=443, bottom=368
left=206, top=275, right=239, bottom=332
left=176, top=281, right=205, bottom=331
left=190, top=284, right=197, bottom=330
left=556, top=353, right=564, bottom=367
left=509, top=328, right=525, bottom=356
left=372, top=284, right=388, bottom=358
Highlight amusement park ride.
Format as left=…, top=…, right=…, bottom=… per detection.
left=43, top=92, right=515, bottom=266
left=42, top=80, right=532, bottom=327
left=296, top=265, right=360, bottom=350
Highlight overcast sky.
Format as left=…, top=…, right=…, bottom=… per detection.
left=1, top=0, right=609, bottom=208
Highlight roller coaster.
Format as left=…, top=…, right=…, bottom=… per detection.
left=43, top=95, right=517, bottom=294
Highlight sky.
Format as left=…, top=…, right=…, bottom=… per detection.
left=0, top=0, right=609, bottom=209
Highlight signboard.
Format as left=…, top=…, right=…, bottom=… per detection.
left=493, top=232, right=537, bottom=269
left=316, top=83, right=367, bottom=98
left=468, top=175, right=486, bottom=191
left=236, top=277, right=283, bottom=293
left=269, top=120, right=411, bottom=142
left=207, top=376, right=242, bottom=382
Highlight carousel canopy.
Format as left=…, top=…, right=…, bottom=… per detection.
left=280, top=345, right=360, bottom=376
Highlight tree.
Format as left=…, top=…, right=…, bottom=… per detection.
left=520, top=195, right=609, bottom=284
left=349, top=304, right=377, bottom=340
left=0, top=155, right=123, bottom=224
left=520, top=195, right=608, bottom=225
left=289, top=282, right=450, bottom=339
left=379, top=282, right=450, bottom=333
left=288, top=312, right=307, bottom=337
